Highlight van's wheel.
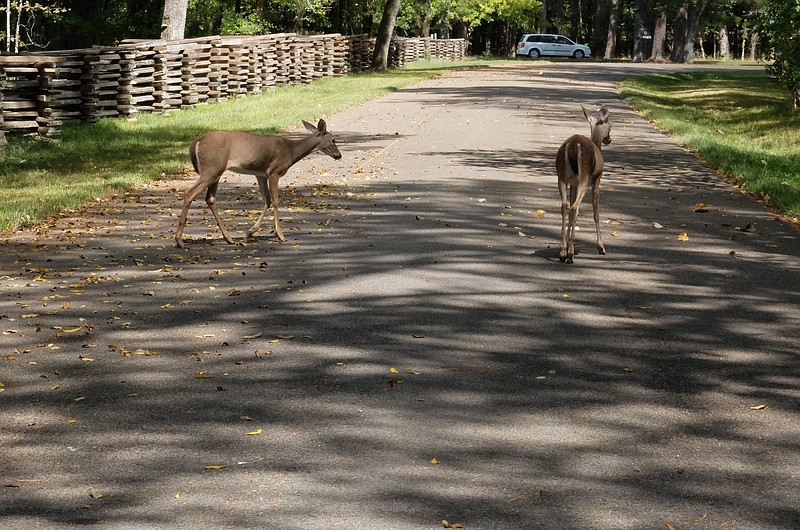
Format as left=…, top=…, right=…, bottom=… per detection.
left=573, top=50, right=585, bottom=59
left=528, top=49, right=540, bottom=59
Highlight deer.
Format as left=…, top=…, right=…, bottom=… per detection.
left=555, top=105, right=612, bottom=263
left=175, top=119, right=342, bottom=249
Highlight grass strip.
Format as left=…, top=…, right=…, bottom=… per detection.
left=619, top=69, right=800, bottom=220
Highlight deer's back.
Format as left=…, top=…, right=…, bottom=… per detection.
left=191, top=131, right=281, bottom=173
left=556, top=134, right=604, bottom=185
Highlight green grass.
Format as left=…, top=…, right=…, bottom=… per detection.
left=619, top=70, right=800, bottom=220
left=0, top=58, right=492, bottom=232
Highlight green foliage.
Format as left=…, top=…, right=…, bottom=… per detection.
left=454, top=0, right=541, bottom=28
left=620, top=70, right=800, bottom=219
left=758, top=0, right=800, bottom=108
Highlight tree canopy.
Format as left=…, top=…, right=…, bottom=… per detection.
left=758, top=0, right=800, bottom=109
left=0, top=0, right=779, bottom=70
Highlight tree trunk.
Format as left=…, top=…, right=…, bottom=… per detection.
left=421, top=0, right=432, bottom=37
left=539, top=0, right=548, bottom=33
left=604, top=0, right=621, bottom=60
left=719, top=26, right=729, bottom=59
left=683, top=0, right=712, bottom=63
left=749, top=31, right=759, bottom=61
left=593, top=0, right=604, bottom=60
left=371, top=0, right=402, bottom=70
left=570, top=0, right=580, bottom=42
left=160, top=0, right=188, bottom=40
left=671, top=3, right=688, bottom=62
left=632, top=0, right=649, bottom=63
left=293, top=1, right=305, bottom=34
left=649, top=5, right=667, bottom=62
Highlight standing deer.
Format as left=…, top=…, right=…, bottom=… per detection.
left=175, top=119, right=342, bottom=249
left=556, top=105, right=612, bottom=263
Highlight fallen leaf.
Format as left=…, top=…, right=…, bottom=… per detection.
left=430, top=458, right=439, bottom=465
left=240, top=415, right=253, bottom=421
left=88, top=492, right=103, bottom=499
left=750, top=404, right=768, bottom=410
left=389, top=367, right=399, bottom=374
left=534, top=209, right=546, bottom=219
left=203, top=465, right=226, bottom=470
left=664, top=522, right=677, bottom=530
left=79, top=356, right=95, bottom=362
left=611, top=231, right=619, bottom=237
left=174, top=492, right=181, bottom=499
left=441, top=521, right=464, bottom=529
left=405, top=369, right=421, bottom=375
left=246, top=428, right=263, bottom=436
left=693, top=203, right=709, bottom=213
left=677, top=232, right=689, bottom=241
left=242, top=332, right=262, bottom=340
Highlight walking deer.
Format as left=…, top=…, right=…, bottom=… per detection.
left=175, top=119, right=342, bottom=249
left=556, top=105, right=612, bottom=263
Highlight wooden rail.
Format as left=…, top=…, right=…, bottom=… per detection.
left=0, top=34, right=466, bottom=141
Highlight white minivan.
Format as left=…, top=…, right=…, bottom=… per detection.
left=515, top=34, right=592, bottom=59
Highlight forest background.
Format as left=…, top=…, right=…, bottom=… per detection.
left=0, top=1, right=773, bottom=64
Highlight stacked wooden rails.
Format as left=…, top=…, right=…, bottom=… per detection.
left=0, top=34, right=466, bottom=139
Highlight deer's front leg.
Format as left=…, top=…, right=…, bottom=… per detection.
left=591, top=181, right=605, bottom=255
left=247, top=174, right=270, bottom=239
left=566, top=182, right=589, bottom=264
left=268, top=172, right=286, bottom=242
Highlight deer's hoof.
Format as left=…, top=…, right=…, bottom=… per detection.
left=598, top=248, right=606, bottom=255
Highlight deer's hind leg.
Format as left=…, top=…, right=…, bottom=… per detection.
left=559, top=179, right=571, bottom=262
left=565, top=181, right=590, bottom=264
left=204, top=179, right=235, bottom=245
left=176, top=173, right=224, bottom=249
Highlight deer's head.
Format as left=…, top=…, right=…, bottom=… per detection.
left=582, top=105, right=611, bottom=147
left=304, top=119, right=342, bottom=160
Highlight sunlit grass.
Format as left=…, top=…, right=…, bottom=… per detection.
left=0, top=58, right=492, bottom=232
left=619, top=70, right=800, bottom=220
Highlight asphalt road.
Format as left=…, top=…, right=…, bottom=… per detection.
left=1, top=62, right=799, bottom=529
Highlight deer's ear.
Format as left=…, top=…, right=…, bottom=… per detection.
left=598, top=105, right=609, bottom=120
left=316, top=119, right=327, bottom=133
left=303, top=120, right=318, bottom=134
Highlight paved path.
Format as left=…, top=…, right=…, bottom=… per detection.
left=1, top=63, right=799, bottom=529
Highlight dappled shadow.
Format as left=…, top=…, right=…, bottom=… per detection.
left=1, top=63, right=798, bottom=529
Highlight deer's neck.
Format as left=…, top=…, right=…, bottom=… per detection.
left=282, top=135, right=320, bottom=166
left=590, top=127, right=605, bottom=149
